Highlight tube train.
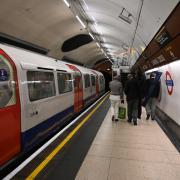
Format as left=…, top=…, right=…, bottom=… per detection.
left=0, top=43, right=105, bottom=167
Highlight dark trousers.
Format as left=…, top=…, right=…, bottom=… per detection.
left=138, top=98, right=142, bottom=119
left=127, top=99, right=138, bottom=123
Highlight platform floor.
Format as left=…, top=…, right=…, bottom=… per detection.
left=7, top=96, right=180, bottom=180
left=75, top=105, right=180, bottom=180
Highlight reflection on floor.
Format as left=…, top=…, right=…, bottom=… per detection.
left=75, top=107, right=180, bottom=180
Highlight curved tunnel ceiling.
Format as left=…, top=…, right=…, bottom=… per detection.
left=0, top=0, right=179, bottom=67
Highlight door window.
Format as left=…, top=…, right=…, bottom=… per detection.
left=84, top=74, right=90, bottom=88
left=91, top=75, right=96, bottom=86
left=57, top=73, right=72, bottom=94
left=0, top=55, right=16, bottom=108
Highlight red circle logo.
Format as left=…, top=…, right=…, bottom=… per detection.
left=165, top=71, right=174, bottom=95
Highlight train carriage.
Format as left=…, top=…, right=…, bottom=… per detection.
left=0, top=43, right=105, bottom=167
left=75, top=66, right=96, bottom=106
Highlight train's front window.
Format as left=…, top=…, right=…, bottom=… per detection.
left=0, top=55, right=16, bottom=108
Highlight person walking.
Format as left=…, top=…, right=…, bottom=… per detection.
left=136, top=69, right=146, bottom=119
left=109, top=75, right=124, bottom=121
left=124, top=73, right=139, bottom=125
left=143, top=73, right=160, bottom=120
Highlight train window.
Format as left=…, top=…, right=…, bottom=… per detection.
left=84, top=74, right=90, bottom=88
left=91, top=75, right=96, bottom=86
left=0, top=55, right=16, bottom=108
left=57, top=73, right=72, bottom=94
left=99, top=76, right=105, bottom=90
left=27, top=71, right=56, bottom=101
left=100, top=76, right=104, bottom=84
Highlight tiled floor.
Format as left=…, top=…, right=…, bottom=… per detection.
left=75, top=107, right=180, bottom=180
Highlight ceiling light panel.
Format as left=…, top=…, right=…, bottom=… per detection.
left=76, top=15, right=86, bottom=28
left=63, top=0, right=70, bottom=7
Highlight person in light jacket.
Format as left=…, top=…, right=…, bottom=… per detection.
left=109, top=75, right=124, bottom=121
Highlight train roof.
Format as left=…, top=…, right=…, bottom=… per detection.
left=0, top=43, right=104, bottom=76
left=0, top=43, right=74, bottom=72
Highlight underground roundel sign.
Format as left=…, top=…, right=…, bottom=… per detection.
left=0, top=69, right=8, bottom=81
left=165, top=71, right=174, bottom=95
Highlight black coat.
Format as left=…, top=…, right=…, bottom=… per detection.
left=124, top=77, right=139, bottom=101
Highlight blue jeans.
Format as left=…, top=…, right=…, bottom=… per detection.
left=145, top=98, right=158, bottom=119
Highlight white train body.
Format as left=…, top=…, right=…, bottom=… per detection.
left=0, top=43, right=105, bottom=166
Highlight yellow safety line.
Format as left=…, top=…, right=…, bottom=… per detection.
left=26, top=94, right=109, bottom=180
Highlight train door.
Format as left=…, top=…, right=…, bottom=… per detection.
left=91, top=71, right=99, bottom=97
left=96, top=75, right=99, bottom=96
left=66, top=64, right=83, bottom=112
left=0, top=49, right=21, bottom=166
left=91, top=74, right=96, bottom=97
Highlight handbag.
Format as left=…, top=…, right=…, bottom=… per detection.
left=118, top=106, right=126, bottom=119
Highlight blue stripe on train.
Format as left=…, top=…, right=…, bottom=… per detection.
left=22, top=106, right=74, bottom=150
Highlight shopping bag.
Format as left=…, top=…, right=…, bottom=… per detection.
left=118, top=106, right=126, bottom=119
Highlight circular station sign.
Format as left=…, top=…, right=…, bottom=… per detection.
left=165, top=71, right=174, bottom=95
left=0, top=69, right=8, bottom=81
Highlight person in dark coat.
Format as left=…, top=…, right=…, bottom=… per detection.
left=136, top=69, right=146, bottom=119
left=124, top=73, right=139, bottom=125
left=142, top=73, right=160, bottom=120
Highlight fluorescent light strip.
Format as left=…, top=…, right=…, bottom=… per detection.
left=76, top=15, right=86, bottom=28
left=94, top=22, right=98, bottom=31
left=91, top=16, right=95, bottom=21
left=63, top=0, right=70, bottom=7
left=94, top=22, right=103, bottom=35
left=109, top=59, right=113, bottom=64
left=96, top=43, right=100, bottom=47
left=82, top=0, right=89, bottom=10
left=89, top=32, right=95, bottom=40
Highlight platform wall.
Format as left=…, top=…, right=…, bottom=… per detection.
left=156, top=59, right=180, bottom=126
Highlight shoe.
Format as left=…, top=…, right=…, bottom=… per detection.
left=134, top=121, right=137, bottom=126
left=127, top=119, right=132, bottom=123
left=115, top=119, right=119, bottom=122
left=146, top=114, right=150, bottom=120
left=112, top=115, right=115, bottom=121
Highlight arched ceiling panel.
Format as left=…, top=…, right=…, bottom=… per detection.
left=0, top=0, right=179, bottom=67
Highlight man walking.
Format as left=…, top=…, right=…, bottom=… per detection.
left=143, top=73, right=160, bottom=120
left=124, top=73, right=139, bottom=125
left=109, top=75, right=124, bottom=121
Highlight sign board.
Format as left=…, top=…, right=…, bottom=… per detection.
left=165, top=71, right=174, bottom=95
left=155, top=29, right=171, bottom=47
